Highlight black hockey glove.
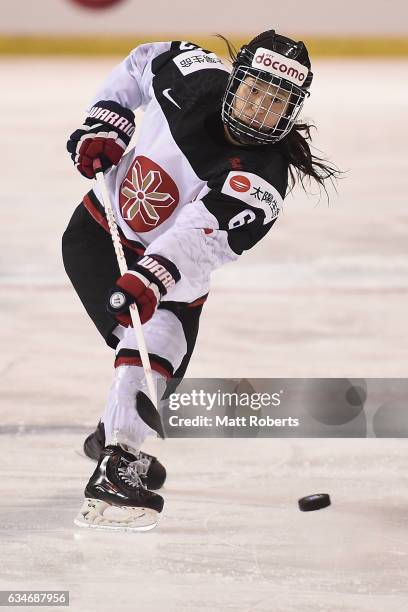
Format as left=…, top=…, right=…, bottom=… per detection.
left=67, top=100, right=135, bottom=179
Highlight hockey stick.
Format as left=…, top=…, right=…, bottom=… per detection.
left=92, top=159, right=158, bottom=409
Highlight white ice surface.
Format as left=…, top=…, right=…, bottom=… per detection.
left=1, top=58, right=408, bottom=611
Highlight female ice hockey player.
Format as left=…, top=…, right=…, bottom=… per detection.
left=63, top=30, right=338, bottom=530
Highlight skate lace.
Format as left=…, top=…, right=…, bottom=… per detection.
left=135, top=454, right=150, bottom=477
left=118, top=456, right=150, bottom=488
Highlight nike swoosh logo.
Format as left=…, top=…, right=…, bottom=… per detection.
left=163, top=88, right=181, bottom=109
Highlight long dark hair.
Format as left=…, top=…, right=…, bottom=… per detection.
left=216, top=35, right=342, bottom=197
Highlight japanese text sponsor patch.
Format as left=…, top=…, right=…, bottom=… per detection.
left=173, top=50, right=229, bottom=76
left=221, top=171, right=283, bottom=224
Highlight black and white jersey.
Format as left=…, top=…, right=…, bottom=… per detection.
left=83, top=41, right=289, bottom=303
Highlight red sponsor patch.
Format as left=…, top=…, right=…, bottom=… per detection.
left=229, top=175, right=251, bottom=193
left=120, top=156, right=179, bottom=232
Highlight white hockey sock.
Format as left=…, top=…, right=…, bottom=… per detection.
left=101, top=364, right=166, bottom=455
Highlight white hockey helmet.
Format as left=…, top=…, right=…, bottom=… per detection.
left=222, top=30, right=313, bottom=145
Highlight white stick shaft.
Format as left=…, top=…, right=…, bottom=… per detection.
left=94, top=167, right=157, bottom=408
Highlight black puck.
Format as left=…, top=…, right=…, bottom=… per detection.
left=298, top=493, right=331, bottom=512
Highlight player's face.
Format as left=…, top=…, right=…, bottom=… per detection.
left=231, top=76, right=290, bottom=131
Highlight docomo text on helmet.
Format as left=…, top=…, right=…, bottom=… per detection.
left=252, top=47, right=308, bottom=86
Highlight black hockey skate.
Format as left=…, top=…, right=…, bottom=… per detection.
left=74, top=445, right=164, bottom=531
left=83, top=421, right=166, bottom=490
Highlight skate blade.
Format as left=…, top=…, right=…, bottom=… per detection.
left=74, top=498, right=159, bottom=532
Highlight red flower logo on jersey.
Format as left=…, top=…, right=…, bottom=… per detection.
left=119, top=156, right=179, bottom=232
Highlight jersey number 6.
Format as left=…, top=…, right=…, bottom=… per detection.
left=228, top=210, right=257, bottom=230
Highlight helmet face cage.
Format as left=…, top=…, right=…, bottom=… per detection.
left=222, top=44, right=311, bottom=146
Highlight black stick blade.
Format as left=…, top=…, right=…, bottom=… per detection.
left=136, top=391, right=165, bottom=439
